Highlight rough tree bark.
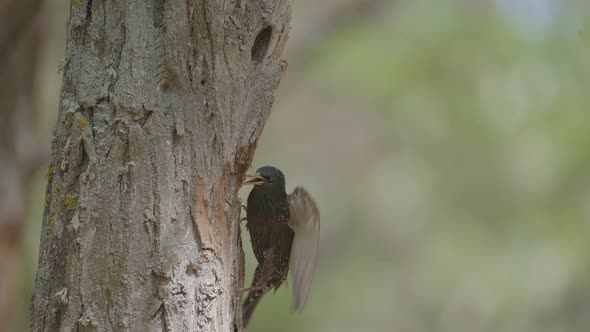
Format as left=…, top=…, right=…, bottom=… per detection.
left=0, top=0, right=44, bottom=329
left=31, top=0, right=292, bottom=331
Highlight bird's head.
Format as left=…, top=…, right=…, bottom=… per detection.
left=243, top=166, right=286, bottom=191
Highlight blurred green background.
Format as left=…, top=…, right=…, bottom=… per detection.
left=13, top=0, right=590, bottom=331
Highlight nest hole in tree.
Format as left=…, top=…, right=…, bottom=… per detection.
left=251, top=26, right=272, bottom=63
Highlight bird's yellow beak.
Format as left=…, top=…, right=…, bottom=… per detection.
left=244, top=172, right=264, bottom=186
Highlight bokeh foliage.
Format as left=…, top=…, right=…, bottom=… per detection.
left=251, top=1, right=590, bottom=331
left=15, top=0, right=590, bottom=331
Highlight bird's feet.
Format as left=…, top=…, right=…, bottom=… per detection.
left=238, top=284, right=265, bottom=293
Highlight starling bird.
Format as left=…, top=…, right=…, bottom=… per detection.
left=242, top=166, right=320, bottom=327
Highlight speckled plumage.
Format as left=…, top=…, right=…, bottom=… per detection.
left=242, top=166, right=320, bottom=327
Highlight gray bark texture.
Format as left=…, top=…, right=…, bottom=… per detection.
left=0, top=0, right=44, bottom=329
left=31, top=0, right=292, bottom=331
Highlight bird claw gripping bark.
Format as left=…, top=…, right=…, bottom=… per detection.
left=238, top=284, right=265, bottom=293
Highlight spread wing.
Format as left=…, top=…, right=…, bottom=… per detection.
left=287, top=186, right=320, bottom=311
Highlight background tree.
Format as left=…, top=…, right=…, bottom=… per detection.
left=31, top=1, right=292, bottom=330
left=0, top=0, right=44, bottom=329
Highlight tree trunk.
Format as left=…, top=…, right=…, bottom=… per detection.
left=0, top=0, right=44, bottom=329
left=31, top=1, right=292, bottom=331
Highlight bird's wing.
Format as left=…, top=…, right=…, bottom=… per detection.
left=287, top=186, right=320, bottom=311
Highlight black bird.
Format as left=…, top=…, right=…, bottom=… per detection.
left=242, top=166, right=320, bottom=327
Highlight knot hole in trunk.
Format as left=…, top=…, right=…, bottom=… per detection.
left=251, top=26, right=272, bottom=63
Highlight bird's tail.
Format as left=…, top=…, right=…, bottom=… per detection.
left=242, top=287, right=268, bottom=328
